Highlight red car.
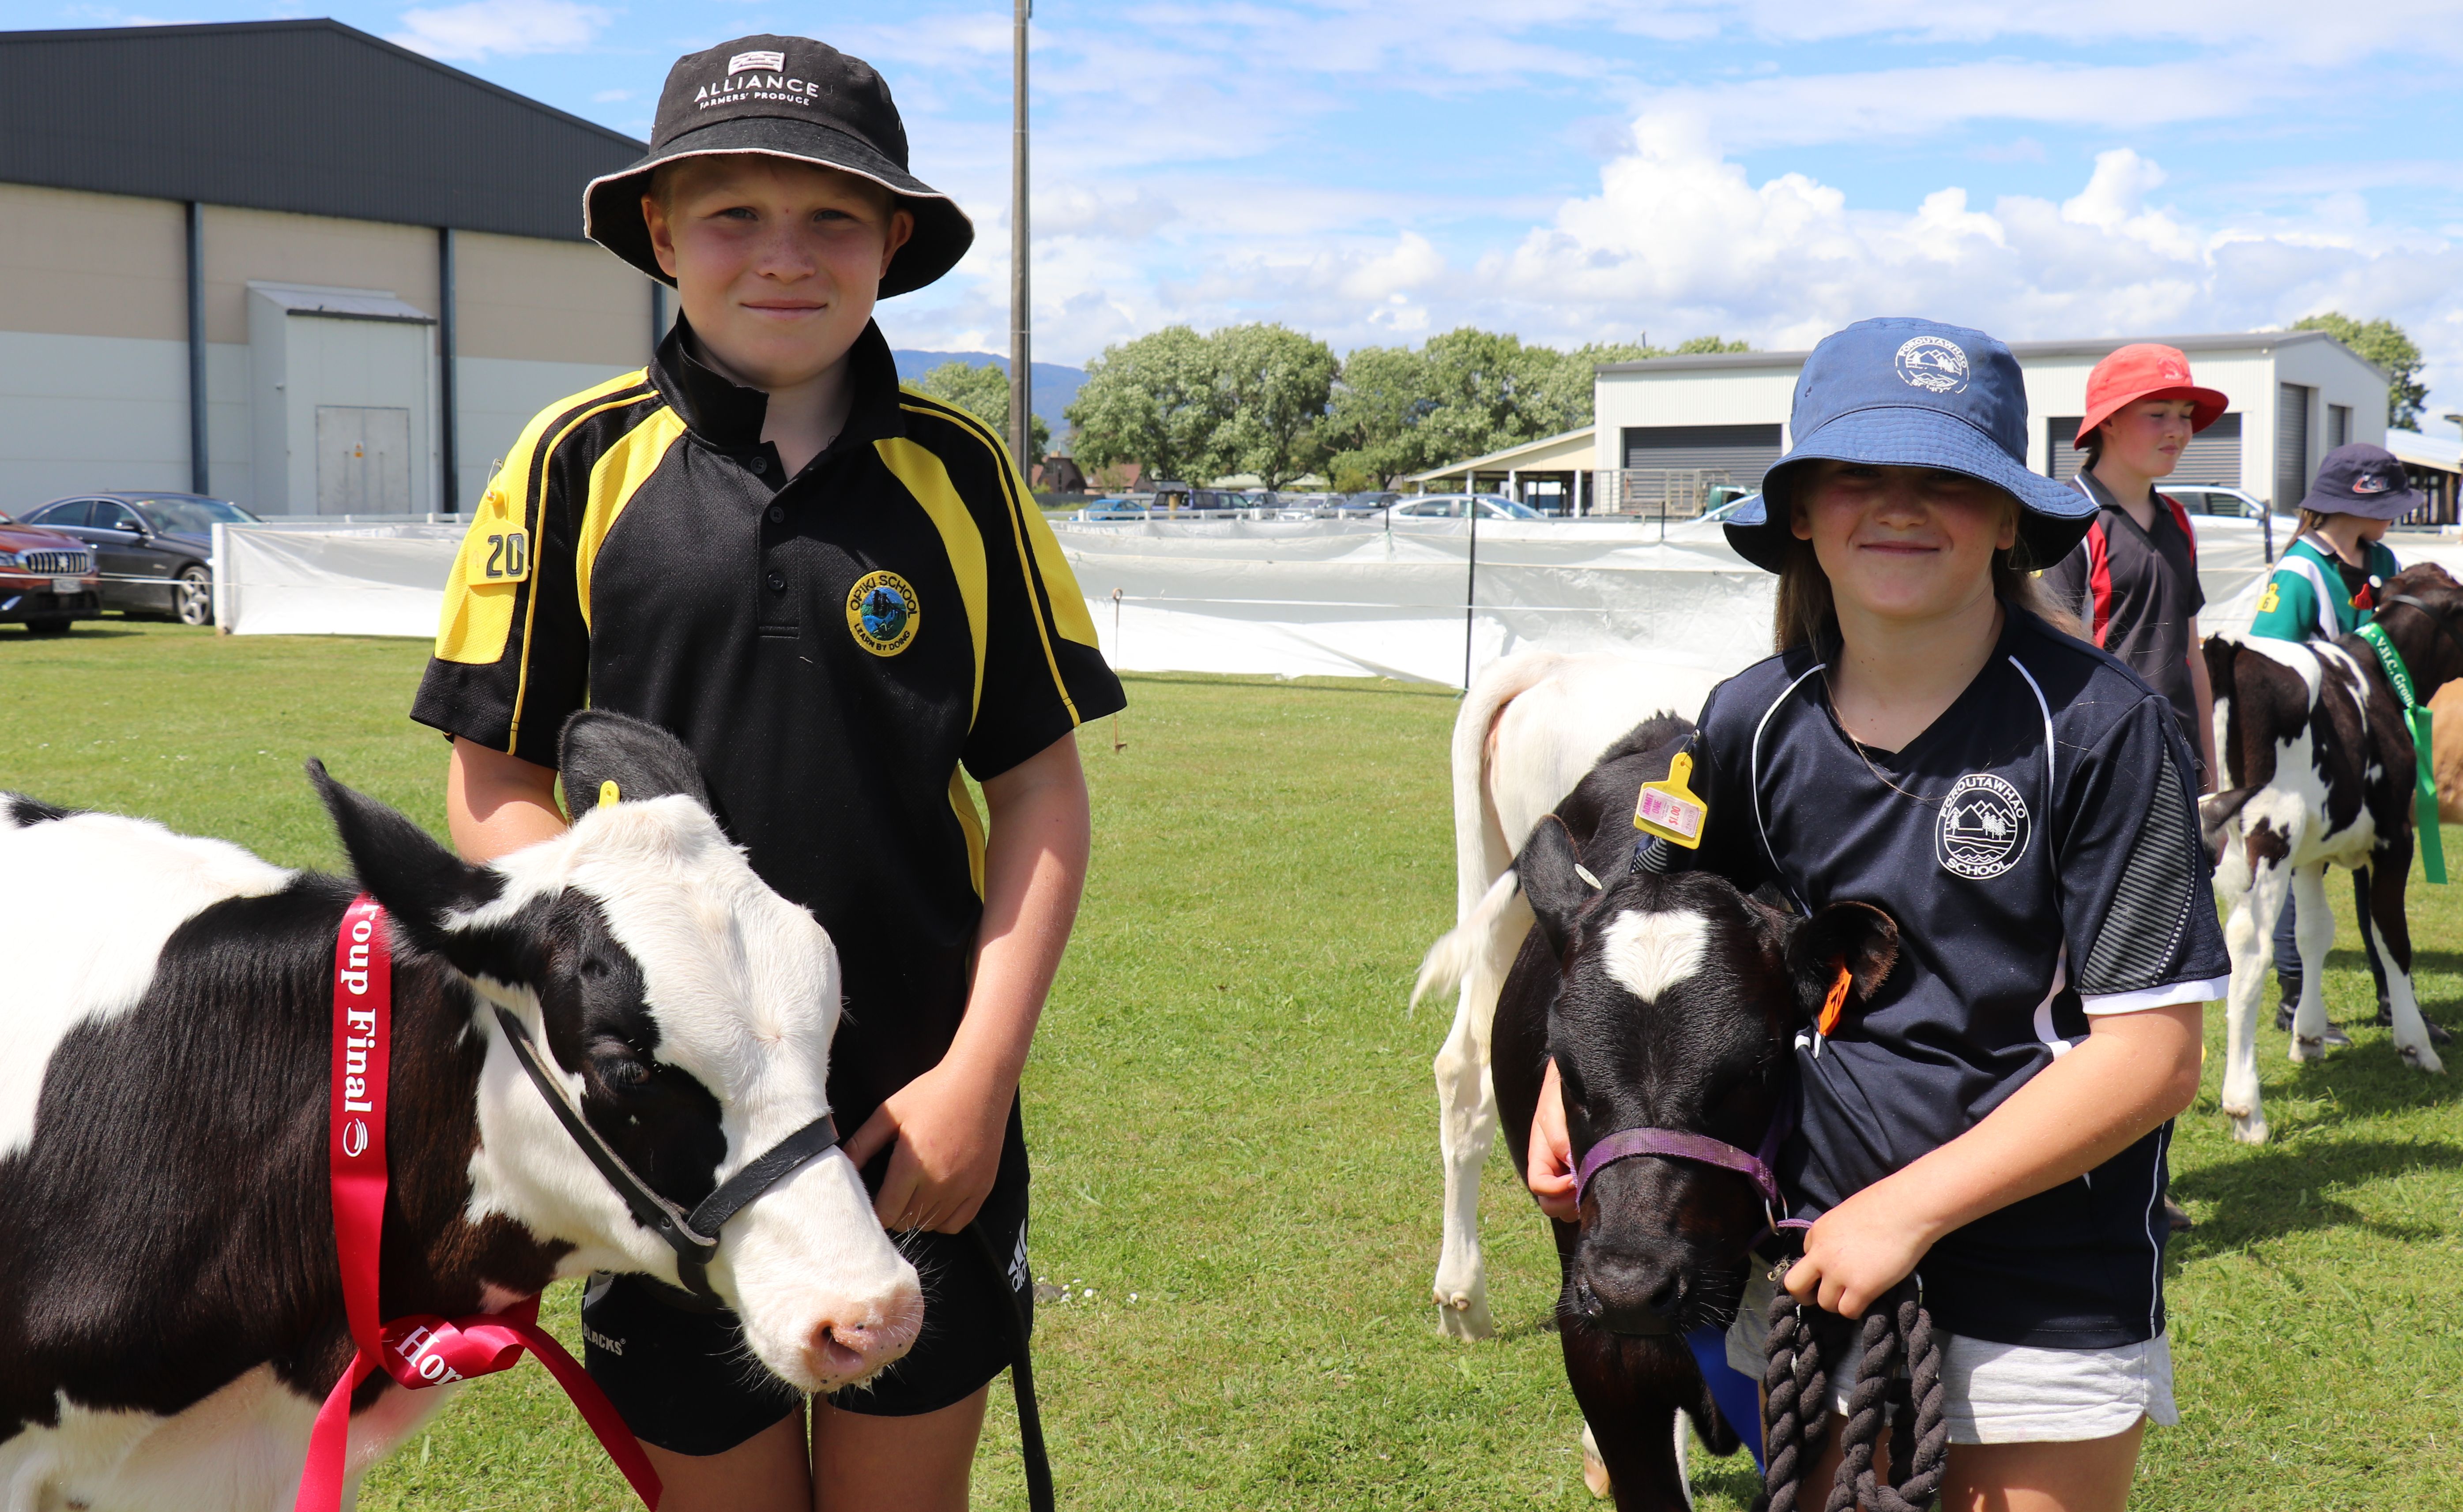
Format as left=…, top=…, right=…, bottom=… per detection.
left=0, top=509, right=102, bottom=635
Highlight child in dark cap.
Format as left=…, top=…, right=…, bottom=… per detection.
left=414, top=34, right=1122, bottom=1512
left=2247, top=441, right=2452, bottom=1046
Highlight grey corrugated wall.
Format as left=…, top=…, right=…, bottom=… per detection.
left=0, top=20, right=642, bottom=241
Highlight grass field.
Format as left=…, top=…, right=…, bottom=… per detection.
left=4, top=620, right=2461, bottom=1511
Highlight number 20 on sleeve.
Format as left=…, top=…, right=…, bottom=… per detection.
left=1633, top=751, right=1707, bottom=849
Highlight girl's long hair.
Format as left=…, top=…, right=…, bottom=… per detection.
left=1771, top=493, right=2081, bottom=652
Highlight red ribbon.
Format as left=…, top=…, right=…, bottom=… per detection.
left=296, top=895, right=661, bottom=1512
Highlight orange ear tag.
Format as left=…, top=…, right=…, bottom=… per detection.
left=1633, top=751, right=1707, bottom=849
left=1817, top=959, right=1852, bottom=1038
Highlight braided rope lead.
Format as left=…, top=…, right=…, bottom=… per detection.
left=1751, top=1286, right=1829, bottom=1512
left=1859, top=1290, right=1948, bottom=1512
left=1754, top=1279, right=1945, bottom=1512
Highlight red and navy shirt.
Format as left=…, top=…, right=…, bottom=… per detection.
left=2040, top=473, right=2204, bottom=754
left=1646, top=606, right=2227, bottom=1349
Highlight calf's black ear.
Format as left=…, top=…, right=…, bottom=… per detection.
left=1782, top=900, right=1898, bottom=1023
left=559, top=710, right=708, bottom=813
left=1518, top=815, right=1598, bottom=958
left=308, top=759, right=522, bottom=981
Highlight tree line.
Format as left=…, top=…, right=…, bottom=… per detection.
left=1062, top=325, right=1747, bottom=490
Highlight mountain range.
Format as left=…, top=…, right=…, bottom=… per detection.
left=891, top=350, right=1086, bottom=432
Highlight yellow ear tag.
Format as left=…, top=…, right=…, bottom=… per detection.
left=1633, top=751, right=1707, bottom=849
left=597, top=779, right=620, bottom=809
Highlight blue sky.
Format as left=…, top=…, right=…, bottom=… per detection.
left=30, top=1, right=2463, bottom=422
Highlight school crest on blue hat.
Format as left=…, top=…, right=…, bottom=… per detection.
left=1894, top=335, right=1970, bottom=395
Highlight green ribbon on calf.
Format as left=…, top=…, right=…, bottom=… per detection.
left=2355, top=619, right=2447, bottom=885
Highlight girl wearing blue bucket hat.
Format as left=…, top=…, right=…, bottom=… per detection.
left=1530, top=319, right=2227, bottom=1508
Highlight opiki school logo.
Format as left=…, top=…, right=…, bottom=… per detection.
left=1894, top=335, right=1970, bottom=395
left=847, top=569, right=920, bottom=657
left=1937, top=772, right=2029, bottom=880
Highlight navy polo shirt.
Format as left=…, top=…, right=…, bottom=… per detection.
left=1653, top=605, right=2227, bottom=1348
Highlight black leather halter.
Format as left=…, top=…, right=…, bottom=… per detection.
left=492, top=1004, right=839, bottom=1309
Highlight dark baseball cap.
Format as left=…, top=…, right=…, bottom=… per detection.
left=2299, top=442, right=2422, bottom=521
left=1723, top=317, right=2097, bottom=573
left=583, top=35, right=974, bottom=298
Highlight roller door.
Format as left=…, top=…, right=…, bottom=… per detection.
left=2275, top=384, right=2312, bottom=509
left=2046, top=413, right=2242, bottom=486
left=1620, top=424, right=1784, bottom=486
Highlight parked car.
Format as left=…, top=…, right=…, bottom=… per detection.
left=2154, top=483, right=2271, bottom=519
left=1387, top=493, right=1545, bottom=521
left=1079, top=496, right=1150, bottom=520
left=1342, top=490, right=1403, bottom=514
left=1147, top=484, right=1244, bottom=512
left=0, top=508, right=103, bottom=635
left=17, top=493, right=258, bottom=626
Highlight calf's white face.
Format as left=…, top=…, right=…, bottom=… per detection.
left=316, top=720, right=921, bottom=1394
left=463, top=801, right=921, bottom=1390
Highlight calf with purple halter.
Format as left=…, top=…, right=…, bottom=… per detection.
left=0, top=712, right=920, bottom=1512
left=2202, top=562, right=2463, bottom=1143
left=1424, top=718, right=1900, bottom=1511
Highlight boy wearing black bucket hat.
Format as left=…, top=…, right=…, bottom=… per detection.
left=1529, top=319, right=2222, bottom=1509
left=412, top=34, right=1122, bottom=1512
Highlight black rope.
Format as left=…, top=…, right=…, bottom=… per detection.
left=1752, top=1279, right=1945, bottom=1512
left=965, top=1219, right=1055, bottom=1512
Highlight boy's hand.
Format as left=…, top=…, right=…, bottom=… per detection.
left=1527, top=1058, right=1580, bottom=1224
left=841, top=1059, right=1012, bottom=1234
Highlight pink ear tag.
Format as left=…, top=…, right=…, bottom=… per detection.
left=1633, top=752, right=1706, bottom=850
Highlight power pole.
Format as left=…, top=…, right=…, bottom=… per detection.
left=1009, top=0, right=1032, bottom=479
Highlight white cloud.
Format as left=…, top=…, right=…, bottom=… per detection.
left=388, top=0, right=610, bottom=62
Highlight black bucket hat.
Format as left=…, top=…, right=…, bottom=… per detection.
left=2298, top=442, right=2422, bottom=522
left=1724, top=317, right=2097, bottom=573
left=583, top=35, right=974, bottom=298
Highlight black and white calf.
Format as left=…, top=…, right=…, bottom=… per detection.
left=1421, top=720, right=1899, bottom=1511
left=2204, top=562, right=2463, bottom=1143
left=0, top=712, right=920, bottom=1511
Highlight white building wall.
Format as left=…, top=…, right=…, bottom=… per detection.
left=1594, top=336, right=2393, bottom=508
left=0, top=331, right=260, bottom=508
left=1591, top=364, right=1803, bottom=472
left=454, top=355, right=643, bottom=508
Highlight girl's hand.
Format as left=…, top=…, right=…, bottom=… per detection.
left=1527, top=1059, right=1580, bottom=1224
left=1784, top=1179, right=1937, bottom=1318
left=841, top=1060, right=1012, bottom=1234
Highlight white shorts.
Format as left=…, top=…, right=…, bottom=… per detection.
left=1725, top=1271, right=2177, bottom=1445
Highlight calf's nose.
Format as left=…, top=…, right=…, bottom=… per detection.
left=799, top=1287, right=924, bottom=1387
left=1574, top=1249, right=1687, bottom=1333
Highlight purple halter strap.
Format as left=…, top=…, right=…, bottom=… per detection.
left=1572, top=1097, right=1793, bottom=1211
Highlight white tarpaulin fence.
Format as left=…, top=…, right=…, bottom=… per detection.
left=213, top=513, right=2450, bottom=686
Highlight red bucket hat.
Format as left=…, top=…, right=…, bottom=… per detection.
left=2074, top=343, right=2228, bottom=447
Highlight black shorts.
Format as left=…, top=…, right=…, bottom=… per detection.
left=580, top=1102, right=1033, bottom=1456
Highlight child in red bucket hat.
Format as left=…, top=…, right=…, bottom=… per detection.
left=2042, top=344, right=2230, bottom=785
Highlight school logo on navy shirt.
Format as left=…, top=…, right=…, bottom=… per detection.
left=1894, top=335, right=1970, bottom=395
left=1937, top=772, right=2029, bottom=879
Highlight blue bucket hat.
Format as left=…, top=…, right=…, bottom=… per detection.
left=1723, top=317, right=2096, bottom=573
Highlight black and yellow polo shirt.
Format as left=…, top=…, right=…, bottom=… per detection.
left=412, top=316, right=1122, bottom=1119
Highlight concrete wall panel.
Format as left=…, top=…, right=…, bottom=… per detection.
left=456, top=231, right=654, bottom=367
left=454, top=354, right=641, bottom=508
left=0, top=331, right=252, bottom=508
left=203, top=205, right=437, bottom=343
left=0, top=183, right=186, bottom=342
